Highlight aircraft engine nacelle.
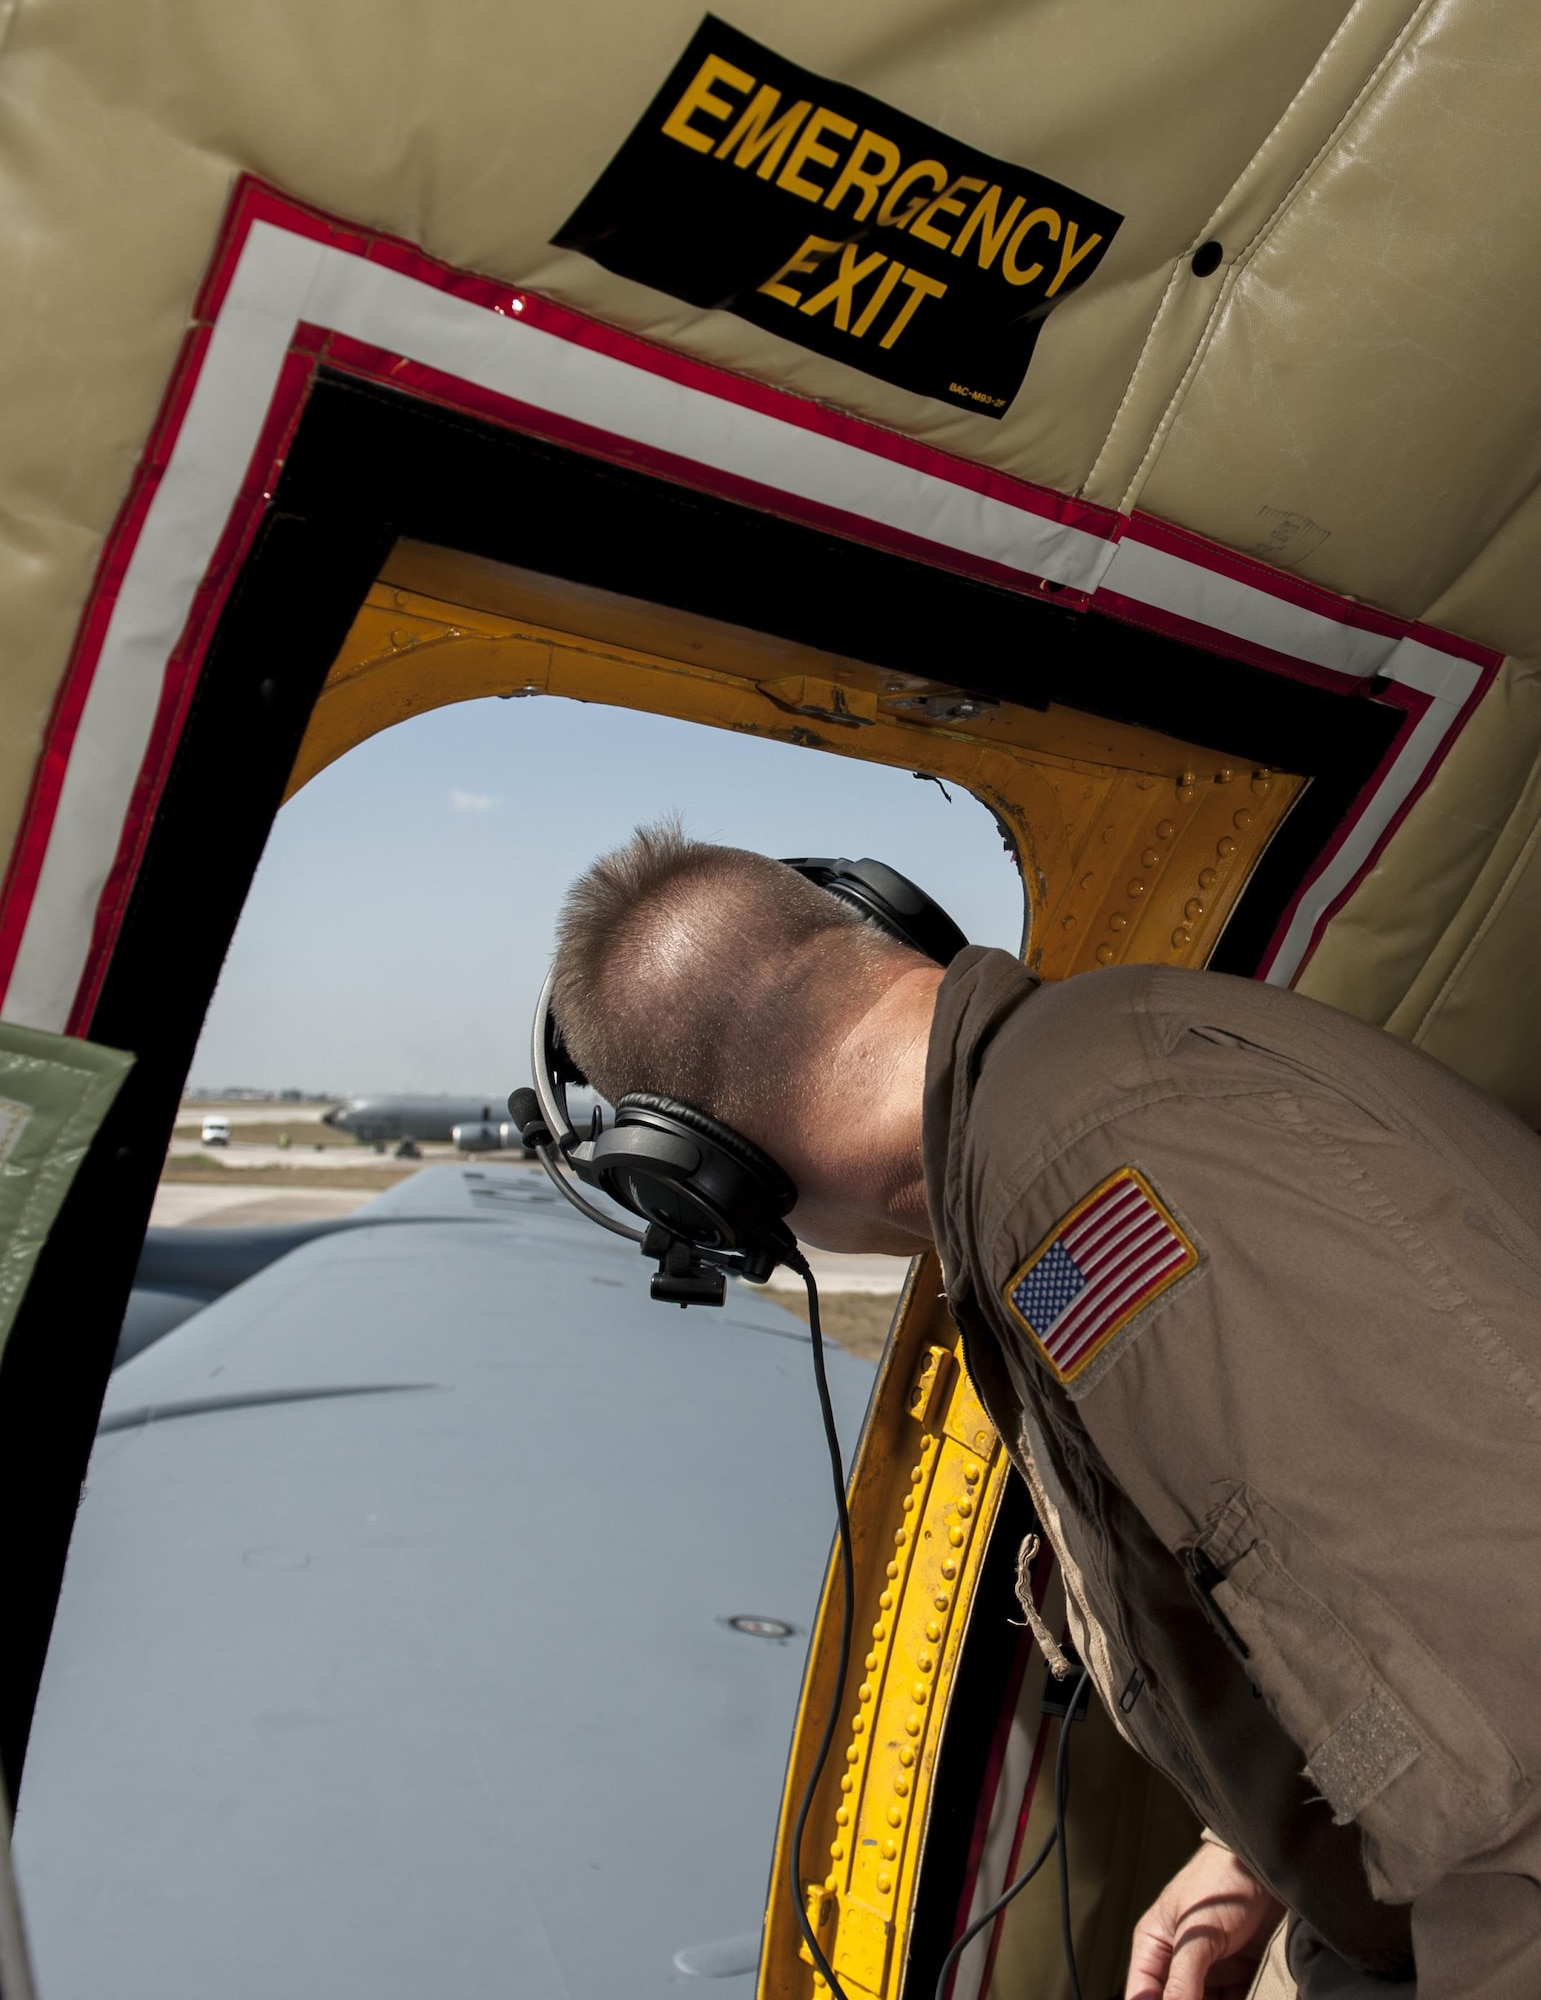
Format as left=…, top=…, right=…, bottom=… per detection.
left=451, top=1121, right=503, bottom=1154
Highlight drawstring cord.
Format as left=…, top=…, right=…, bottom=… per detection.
left=1013, top=1534, right=1073, bottom=1681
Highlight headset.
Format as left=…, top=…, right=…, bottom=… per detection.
left=506, top=856, right=968, bottom=1305
left=507, top=857, right=1084, bottom=2000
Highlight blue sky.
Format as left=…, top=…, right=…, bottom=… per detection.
left=189, top=694, right=1029, bottom=1095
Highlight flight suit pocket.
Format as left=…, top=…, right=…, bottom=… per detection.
left=1196, top=1487, right=1524, bottom=1902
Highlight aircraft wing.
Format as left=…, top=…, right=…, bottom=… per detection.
left=15, top=1164, right=876, bottom=2000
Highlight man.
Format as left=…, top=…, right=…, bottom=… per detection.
left=551, top=823, right=1541, bottom=2000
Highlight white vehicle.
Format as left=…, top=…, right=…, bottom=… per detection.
left=199, top=1116, right=231, bottom=1147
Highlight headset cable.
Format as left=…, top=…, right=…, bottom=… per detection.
left=932, top=1664, right=1090, bottom=2000
left=786, top=1253, right=857, bottom=2000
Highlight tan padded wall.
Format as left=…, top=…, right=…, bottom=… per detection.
left=1, top=0, right=1539, bottom=1099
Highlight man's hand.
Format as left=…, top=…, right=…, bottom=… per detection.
left=1125, top=1841, right=1284, bottom=2000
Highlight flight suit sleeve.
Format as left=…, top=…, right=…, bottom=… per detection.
left=968, top=1068, right=1541, bottom=1997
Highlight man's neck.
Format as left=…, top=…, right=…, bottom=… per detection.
left=765, top=961, right=945, bottom=1255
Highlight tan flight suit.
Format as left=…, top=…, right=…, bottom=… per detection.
left=922, top=948, right=1541, bottom=1998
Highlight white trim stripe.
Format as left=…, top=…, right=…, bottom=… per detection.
left=1098, top=536, right=1401, bottom=680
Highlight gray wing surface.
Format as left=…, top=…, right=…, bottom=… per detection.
left=16, top=1165, right=876, bottom=2000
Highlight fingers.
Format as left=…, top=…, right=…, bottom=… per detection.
left=1163, top=1913, right=1231, bottom=2000
left=1124, top=1914, right=1174, bottom=1999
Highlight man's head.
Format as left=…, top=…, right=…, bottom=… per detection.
left=550, top=824, right=943, bottom=1252
left=553, top=821, right=919, bottom=1122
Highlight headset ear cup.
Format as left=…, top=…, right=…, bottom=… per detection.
left=617, top=1094, right=796, bottom=1209
left=585, top=1094, right=797, bottom=1259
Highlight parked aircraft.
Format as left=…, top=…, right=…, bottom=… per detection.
left=320, top=1094, right=505, bottom=1143
left=323, top=1090, right=604, bottom=1151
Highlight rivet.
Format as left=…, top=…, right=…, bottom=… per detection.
left=910, top=1466, right=924, bottom=1484
left=1136, top=776, right=1155, bottom=791
left=880, top=1590, right=893, bottom=1609
left=1079, top=872, right=1095, bottom=890
left=391, top=590, right=409, bottom=608
left=1180, top=770, right=1197, bottom=789
left=957, top=1496, right=974, bottom=1518
left=894, top=1775, right=910, bottom=1796
left=912, top=1683, right=928, bottom=1705
left=886, top=1562, right=899, bottom=1579
left=947, top=1526, right=965, bottom=1547
left=1252, top=772, right=1273, bottom=795
left=836, top=1807, right=850, bottom=1826
left=840, top=1775, right=854, bottom=1793
left=902, top=1494, right=916, bottom=1513
left=873, top=1623, right=886, bottom=1641
left=887, top=1805, right=903, bottom=1828
left=1177, top=786, right=1196, bottom=804
left=1185, top=898, right=1204, bottom=921
left=865, top=1652, right=878, bottom=1672
left=1141, top=848, right=1159, bottom=869
left=830, top=1841, right=844, bottom=1860
left=925, top=1620, right=942, bottom=1642
left=1061, top=915, right=1076, bottom=931
left=974, top=1431, right=992, bottom=1453
left=846, top=1746, right=860, bottom=1764
left=918, top=1652, right=934, bottom=1672
left=1156, top=819, right=1176, bottom=839
left=1216, top=767, right=1234, bottom=784
left=1108, top=911, right=1127, bottom=932
left=1127, top=878, right=1146, bottom=897
left=1198, top=868, right=1218, bottom=890
left=1172, top=928, right=1191, bottom=948
left=906, top=1714, right=922, bottom=1736
left=859, top=1684, right=873, bottom=1703
left=390, top=627, right=412, bottom=648
left=877, top=1872, right=893, bottom=1894
left=852, top=1715, right=866, bottom=1734
left=1216, top=836, right=1238, bottom=858
left=1101, top=826, right=1116, bottom=843
left=964, top=1461, right=981, bottom=1483
left=825, top=1874, right=839, bottom=1894
left=1233, top=808, right=1253, bottom=830
left=942, top=1558, right=958, bottom=1578
left=894, top=1529, right=907, bottom=1546
left=1095, top=944, right=1114, bottom=964
left=882, top=1839, right=897, bottom=1860
left=899, top=1747, right=915, bottom=1768
left=934, top=1592, right=949, bottom=1611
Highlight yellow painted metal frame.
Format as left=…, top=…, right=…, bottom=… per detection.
left=288, top=541, right=1303, bottom=2000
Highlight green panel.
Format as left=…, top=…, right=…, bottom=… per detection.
left=0, top=1025, right=134, bottom=1368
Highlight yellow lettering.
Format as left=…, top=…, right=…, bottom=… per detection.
left=877, top=159, right=949, bottom=230
left=759, top=233, right=839, bottom=308
left=800, top=243, right=889, bottom=331
left=950, top=186, right=1025, bottom=271
left=715, top=86, right=812, bottom=178
left=823, top=130, right=901, bottom=221
left=1002, top=206, right=1060, bottom=287
left=879, top=267, right=947, bottom=348
left=850, top=258, right=906, bottom=336
left=908, top=175, right=986, bottom=252
left=661, top=53, right=755, bottom=154
left=1045, top=219, right=1103, bottom=296
left=777, top=105, right=858, bottom=202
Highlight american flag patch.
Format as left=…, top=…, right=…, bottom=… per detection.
left=1002, top=1167, right=1198, bottom=1385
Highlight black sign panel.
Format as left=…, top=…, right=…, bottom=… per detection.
left=554, top=17, right=1122, bottom=418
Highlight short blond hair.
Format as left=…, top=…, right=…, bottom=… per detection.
left=551, top=821, right=917, bottom=1122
